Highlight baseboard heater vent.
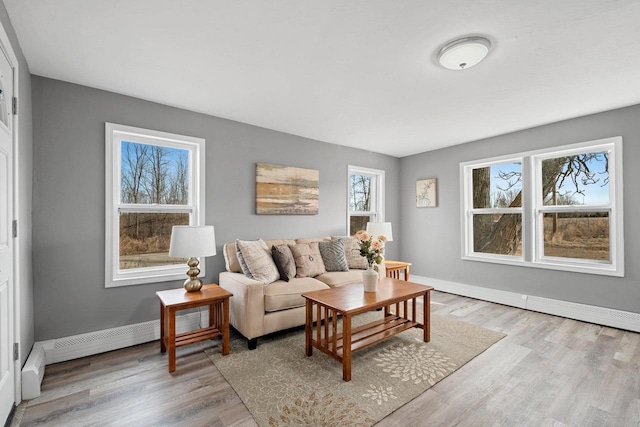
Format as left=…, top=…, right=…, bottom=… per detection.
left=33, top=310, right=208, bottom=371
left=21, top=343, right=46, bottom=399
left=412, top=275, right=640, bottom=333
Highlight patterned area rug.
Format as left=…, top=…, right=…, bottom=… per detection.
left=206, top=310, right=505, bottom=427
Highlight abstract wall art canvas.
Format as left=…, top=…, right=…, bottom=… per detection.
left=416, top=178, right=437, bottom=207
left=256, top=163, right=319, bottom=215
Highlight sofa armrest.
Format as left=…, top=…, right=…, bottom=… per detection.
left=219, top=272, right=266, bottom=340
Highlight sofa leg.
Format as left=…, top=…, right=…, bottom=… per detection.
left=248, top=338, right=258, bottom=350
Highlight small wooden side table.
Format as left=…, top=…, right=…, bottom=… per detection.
left=384, top=260, right=412, bottom=281
left=156, top=284, right=233, bottom=372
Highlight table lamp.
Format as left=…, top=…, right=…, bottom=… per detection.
left=366, top=222, right=393, bottom=242
left=169, top=225, right=216, bottom=292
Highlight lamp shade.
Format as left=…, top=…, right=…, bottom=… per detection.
left=169, top=225, right=217, bottom=258
left=366, top=222, right=393, bottom=242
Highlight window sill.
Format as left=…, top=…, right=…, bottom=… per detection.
left=462, top=254, right=623, bottom=277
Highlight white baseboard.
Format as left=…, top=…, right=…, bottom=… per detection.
left=412, top=275, right=640, bottom=333
left=38, top=309, right=209, bottom=366
left=22, top=312, right=210, bottom=399
left=22, top=277, right=639, bottom=399
left=21, top=343, right=46, bottom=399
left=23, top=311, right=209, bottom=399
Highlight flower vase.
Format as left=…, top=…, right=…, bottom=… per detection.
left=363, top=265, right=378, bottom=292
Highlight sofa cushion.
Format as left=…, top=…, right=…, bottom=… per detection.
left=223, top=241, right=242, bottom=273
left=264, top=278, right=330, bottom=312
left=295, top=236, right=331, bottom=244
left=236, top=248, right=254, bottom=279
left=318, top=239, right=349, bottom=272
left=264, top=239, right=297, bottom=249
left=236, top=239, right=280, bottom=284
left=271, top=244, right=296, bottom=282
left=332, top=236, right=368, bottom=269
left=224, top=239, right=296, bottom=273
left=289, top=242, right=326, bottom=278
left=315, top=270, right=365, bottom=288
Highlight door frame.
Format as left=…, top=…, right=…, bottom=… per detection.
left=0, top=19, right=22, bottom=407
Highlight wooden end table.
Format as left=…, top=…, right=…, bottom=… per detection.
left=302, top=278, right=433, bottom=382
left=384, top=260, right=412, bottom=281
left=156, top=284, right=233, bottom=373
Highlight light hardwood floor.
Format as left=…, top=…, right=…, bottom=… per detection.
left=13, top=291, right=640, bottom=427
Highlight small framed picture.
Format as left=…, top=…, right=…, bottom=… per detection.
left=416, top=178, right=437, bottom=207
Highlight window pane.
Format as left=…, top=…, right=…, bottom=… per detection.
left=543, top=212, right=609, bottom=261
left=119, top=212, right=190, bottom=270
left=121, top=141, right=190, bottom=205
left=349, top=174, right=372, bottom=212
left=473, top=213, right=522, bottom=255
left=472, top=162, right=522, bottom=208
left=542, top=151, right=609, bottom=206
left=350, top=215, right=372, bottom=236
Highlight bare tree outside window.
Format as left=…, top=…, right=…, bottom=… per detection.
left=349, top=173, right=374, bottom=235
left=119, top=141, right=191, bottom=269
left=471, top=152, right=610, bottom=260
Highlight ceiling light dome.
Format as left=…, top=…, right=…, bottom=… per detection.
left=437, top=36, right=491, bottom=70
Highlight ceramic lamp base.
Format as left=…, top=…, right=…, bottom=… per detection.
left=183, top=257, right=203, bottom=292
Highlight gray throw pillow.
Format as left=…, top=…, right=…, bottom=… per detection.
left=271, top=244, right=296, bottom=282
left=289, top=242, right=326, bottom=278
left=235, top=239, right=280, bottom=284
left=332, top=236, right=368, bottom=269
left=319, top=239, right=349, bottom=272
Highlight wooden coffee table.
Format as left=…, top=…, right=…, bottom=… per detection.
left=302, top=277, right=433, bottom=382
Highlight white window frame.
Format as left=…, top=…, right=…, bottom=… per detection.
left=347, top=165, right=385, bottom=235
left=105, top=123, right=206, bottom=288
left=461, top=136, right=623, bottom=277
left=461, top=156, right=526, bottom=264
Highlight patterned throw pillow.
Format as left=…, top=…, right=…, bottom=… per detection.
left=271, top=244, right=296, bottom=282
left=332, top=236, right=368, bottom=270
left=289, top=242, right=326, bottom=278
left=319, top=239, right=349, bottom=272
left=235, top=239, right=280, bottom=284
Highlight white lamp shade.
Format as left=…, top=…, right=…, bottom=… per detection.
left=366, top=222, right=393, bottom=242
left=169, top=225, right=217, bottom=258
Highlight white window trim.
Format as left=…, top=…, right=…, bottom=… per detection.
left=460, top=136, right=623, bottom=277
left=347, top=165, right=385, bottom=234
left=105, top=123, right=206, bottom=288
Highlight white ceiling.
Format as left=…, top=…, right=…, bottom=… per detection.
left=5, top=0, right=640, bottom=157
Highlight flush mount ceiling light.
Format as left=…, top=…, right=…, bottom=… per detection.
left=437, top=36, right=491, bottom=70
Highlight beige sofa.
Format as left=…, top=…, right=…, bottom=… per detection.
left=219, top=237, right=384, bottom=349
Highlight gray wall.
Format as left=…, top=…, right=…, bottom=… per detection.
left=0, top=2, right=34, bottom=366
left=400, top=104, right=640, bottom=314
left=31, top=76, right=400, bottom=341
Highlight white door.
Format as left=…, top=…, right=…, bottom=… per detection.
left=0, top=47, right=14, bottom=423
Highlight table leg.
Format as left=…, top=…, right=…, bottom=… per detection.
left=424, top=291, right=431, bottom=342
left=168, top=307, right=176, bottom=372
left=209, top=302, right=215, bottom=329
left=342, top=314, right=352, bottom=382
left=305, top=299, right=313, bottom=356
left=160, top=303, right=166, bottom=353
left=222, top=298, right=230, bottom=356
left=405, top=265, right=410, bottom=281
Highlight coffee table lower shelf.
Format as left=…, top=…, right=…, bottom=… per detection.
left=313, top=315, right=419, bottom=359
